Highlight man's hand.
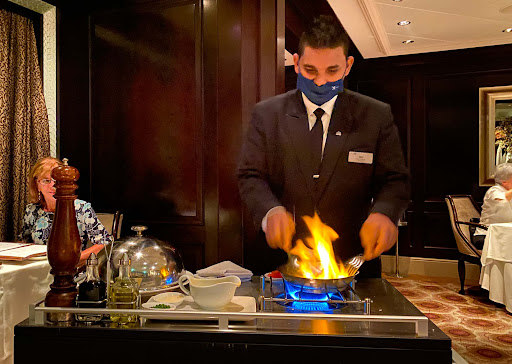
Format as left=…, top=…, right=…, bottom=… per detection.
left=266, top=210, right=295, bottom=252
left=360, top=213, right=398, bottom=261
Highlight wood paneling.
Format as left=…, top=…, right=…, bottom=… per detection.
left=56, top=0, right=289, bottom=272
left=351, top=44, right=512, bottom=259
left=259, top=0, right=285, bottom=99
left=91, top=1, right=201, bottom=224
left=57, top=4, right=91, bottom=195
left=355, top=77, right=411, bottom=164
left=217, top=0, right=243, bottom=264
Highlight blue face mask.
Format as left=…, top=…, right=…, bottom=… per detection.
left=296, top=68, right=345, bottom=106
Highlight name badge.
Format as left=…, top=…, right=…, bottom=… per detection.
left=348, top=151, right=373, bottom=164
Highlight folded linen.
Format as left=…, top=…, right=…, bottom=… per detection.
left=196, top=261, right=253, bottom=282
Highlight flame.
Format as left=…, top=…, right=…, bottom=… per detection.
left=160, top=266, right=170, bottom=278
left=289, top=213, right=349, bottom=279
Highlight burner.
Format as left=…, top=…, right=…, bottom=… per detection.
left=277, top=280, right=345, bottom=312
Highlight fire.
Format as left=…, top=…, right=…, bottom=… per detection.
left=289, top=213, right=349, bottom=279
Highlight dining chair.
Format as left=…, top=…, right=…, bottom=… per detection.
left=445, top=195, right=487, bottom=294
left=96, top=211, right=123, bottom=240
left=76, top=211, right=123, bottom=279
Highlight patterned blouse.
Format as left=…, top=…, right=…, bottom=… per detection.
left=19, top=199, right=112, bottom=250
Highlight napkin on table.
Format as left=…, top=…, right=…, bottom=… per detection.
left=196, top=261, right=253, bottom=282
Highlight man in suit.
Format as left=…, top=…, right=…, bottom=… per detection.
left=237, top=15, right=409, bottom=277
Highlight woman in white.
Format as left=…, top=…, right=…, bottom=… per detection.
left=473, top=163, right=512, bottom=248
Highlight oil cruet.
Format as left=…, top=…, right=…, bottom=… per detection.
left=109, top=252, right=140, bottom=324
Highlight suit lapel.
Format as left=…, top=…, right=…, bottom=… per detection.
left=316, top=91, right=354, bottom=201
left=285, top=91, right=317, bottom=200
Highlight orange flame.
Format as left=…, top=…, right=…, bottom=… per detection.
left=289, top=213, right=349, bottom=279
left=160, top=266, right=170, bottom=278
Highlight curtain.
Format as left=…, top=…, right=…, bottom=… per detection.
left=0, top=9, right=49, bottom=241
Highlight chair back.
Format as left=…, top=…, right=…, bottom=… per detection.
left=445, top=195, right=481, bottom=258
left=96, top=211, right=123, bottom=240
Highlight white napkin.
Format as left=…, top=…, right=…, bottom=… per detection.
left=196, top=261, right=253, bottom=282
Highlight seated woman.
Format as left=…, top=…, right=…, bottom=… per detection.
left=19, top=157, right=112, bottom=261
left=473, top=162, right=512, bottom=249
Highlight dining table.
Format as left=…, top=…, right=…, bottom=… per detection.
left=479, top=222, right=512, bottom=312
left=0, top=258, right=51, bottom=364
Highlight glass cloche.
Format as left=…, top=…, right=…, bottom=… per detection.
left=103, top=226, right=186, bottom=297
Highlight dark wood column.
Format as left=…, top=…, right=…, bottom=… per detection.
left=259, top=0, right=285, bottom=99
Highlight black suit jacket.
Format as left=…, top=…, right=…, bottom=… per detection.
left=237, top=89, right=409, bottom=261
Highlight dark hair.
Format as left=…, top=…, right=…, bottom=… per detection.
left=298, top=15, right=350, bottom=57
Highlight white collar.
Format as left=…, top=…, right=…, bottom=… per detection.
left=301, top=93, right=338, bottom=118
left=496, top=183, right=507, bottom=191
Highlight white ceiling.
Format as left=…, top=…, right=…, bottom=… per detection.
left=327, top=0, right=512, bottom=58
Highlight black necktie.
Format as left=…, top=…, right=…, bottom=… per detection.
left=311, top=108, right=325, bottom=177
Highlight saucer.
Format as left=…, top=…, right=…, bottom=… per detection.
left=141, top=302, right=177, bottom=310
left=148, top=292, right=185, bottom=307
left=141, top=296, right=256, bottom=321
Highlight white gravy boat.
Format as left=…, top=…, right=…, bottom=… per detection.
left=178, top=275, right=241, bottom=310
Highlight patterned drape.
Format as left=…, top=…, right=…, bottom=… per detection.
left=0, top=9, right=49, bottom=241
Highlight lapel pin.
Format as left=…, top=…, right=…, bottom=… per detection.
left=335, top=131, right=342, bottom=136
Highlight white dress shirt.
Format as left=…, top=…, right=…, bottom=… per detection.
left=475, top=184, right=512, bottom=236
left=301, top=93, right=338, bottom=158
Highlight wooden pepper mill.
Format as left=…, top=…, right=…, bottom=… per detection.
left=45, top=158, right=81, bottom=322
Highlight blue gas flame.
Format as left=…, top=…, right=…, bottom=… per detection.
left=279, top=280, right=344, bottom=312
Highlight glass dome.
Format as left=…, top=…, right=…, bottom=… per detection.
left=104, top=226, right=185, bottom=296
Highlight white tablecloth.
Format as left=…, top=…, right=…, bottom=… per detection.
left=0, top=259, right=51, bottom=364
left=479, top=223, right=512, bottom=312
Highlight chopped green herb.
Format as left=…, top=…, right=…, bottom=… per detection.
left=151, top=304, right=171, bottom=309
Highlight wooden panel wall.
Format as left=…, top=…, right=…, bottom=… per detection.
left=55, top=0, right=286, bottom=273
left=351, top=44, right=512, bottom=259
left=90, top=0, right=207, bottom=268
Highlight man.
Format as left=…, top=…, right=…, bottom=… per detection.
left=237, top=15, right=409, bottom=277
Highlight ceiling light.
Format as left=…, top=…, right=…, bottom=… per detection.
left=503, top=28, right=512, bottom=33
left=402, top=40, right=414, bottom=44
left=393, top=0, right=403, bottom=2
left=398, top=20, right=411, bottom=26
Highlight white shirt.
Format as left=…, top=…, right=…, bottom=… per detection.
left=475, top=184, right=512, bottom=236
left=301, top=93, right=338, bottom=158
left=262, top=93, right=338, bottom=232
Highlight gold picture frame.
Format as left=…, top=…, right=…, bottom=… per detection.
left=479, top=85, right=512, bottom=186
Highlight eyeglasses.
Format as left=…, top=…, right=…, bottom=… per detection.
left=38, top=178, right=56, bottom=185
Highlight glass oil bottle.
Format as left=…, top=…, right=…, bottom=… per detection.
left=76, top=252, right=107, bottom=322
left=109, top=252, right=140, bottom=324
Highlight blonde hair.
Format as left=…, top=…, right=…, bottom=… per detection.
left=28, top=157, right=63, bottom=207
